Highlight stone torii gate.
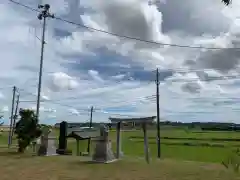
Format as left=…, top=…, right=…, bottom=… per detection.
left=109, top=116, right=156, bottom=163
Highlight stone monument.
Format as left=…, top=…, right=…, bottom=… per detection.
left=92, top=125, right=116, bottom=163
left=37, top=127, right=57, bottom=156
left=56, top=121, right=70, bottom=155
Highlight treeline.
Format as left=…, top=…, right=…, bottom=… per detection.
left=54, top=121, right=240, bottom=131
left=160, top=121, right=240, bottom=131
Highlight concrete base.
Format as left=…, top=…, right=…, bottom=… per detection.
left=92, top=140, right=116, bottom=163
left=45, top=153, right=58, bottom=156
left=56, top=149, right=72, bottom=155
left=91, top=158, right=118, bottom=164
left=80, top=152, right=90, bottom=156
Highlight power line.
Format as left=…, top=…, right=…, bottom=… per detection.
left=18, top=87, right=156, bottom=115
left=7, top=1, right=240, bottom=78
left=165, top=74, right=240, bottom=83
left=7, top=0, right=240, bottom=50
left=54, top=18, right=240, bottom=50
left=18, top=82, right=155, bottom=102
left=19, top=86, right=155, bottom=102
left=15, top=71, right=240, bottom=96
left=8, top=0, right=40, bottom=12
left=19, top=90, right=156, bottom=108
left=17, top=72, right=148, bottom=91
left=20, top=98, right=141, bottom=118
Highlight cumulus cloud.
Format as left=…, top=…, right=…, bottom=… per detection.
left=47, top=72, right=79, bottom=92
left=1, top=0, right=240, bottom=124
left=68, top=108, right=80, bottom=116
left=181, top=82, right=203, bottom=94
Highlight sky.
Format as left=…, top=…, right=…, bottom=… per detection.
left=1, top=0, right=240, bottom=124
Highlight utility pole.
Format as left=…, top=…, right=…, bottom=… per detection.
left=11, top=94, right=20, bottom=140
left=87, top=106, right=94, bottom=154
left=155, top=68, right=161, bottom=158
left=36, top=4, right=54, bottom=120
left=8, top=86, right=16, bottom=148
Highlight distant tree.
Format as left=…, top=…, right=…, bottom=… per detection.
left=14, top=109, right=42, bottom=153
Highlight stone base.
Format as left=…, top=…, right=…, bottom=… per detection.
left=56, top=149, right=72, bottom=155
left=92, top=140, right=116, bottom=163
left=80, top=152, right=90, bottom=156
left=37, top=146, right=58, bottom=156
left=37, top=145, right=47, bottom=156
left=114, top=151, right=124, bottom=158
left=45, top=153, right=58, bottom=156
left=91, top=158, right=118, bottom=164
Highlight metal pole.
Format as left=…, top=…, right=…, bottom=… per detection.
left=8, top=86, right=16, bottom=148
left=87, top=106, right=93, bottom=154
left=36, top=14, right=46, bottom=120
left=11, top=94, right=20, bottom=140
left=36, top=4, right=54, bottom=120
left=156, top=68, right=161, bottom=158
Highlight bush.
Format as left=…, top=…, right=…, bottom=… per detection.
left=14, top=109, right=42, bottom=153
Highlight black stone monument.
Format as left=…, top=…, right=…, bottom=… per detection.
left=56, top=121, right=70, bottom=155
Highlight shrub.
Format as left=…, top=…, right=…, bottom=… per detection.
left=14, top=109, right=42, bottom=153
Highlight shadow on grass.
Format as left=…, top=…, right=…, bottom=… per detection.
left=0, top=151, right=21, bottom=156
left=0, top=150, right=38, bottom=159
left=69, top=159, right=120, bottom=167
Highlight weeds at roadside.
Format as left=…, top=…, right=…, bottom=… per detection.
left=222, top=148, right=240, bottom=173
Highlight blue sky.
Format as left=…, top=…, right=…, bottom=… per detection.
left=1, top=0, right=240, bottom=124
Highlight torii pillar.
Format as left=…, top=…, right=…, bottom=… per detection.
left=109, top=116, right=156, bottom=163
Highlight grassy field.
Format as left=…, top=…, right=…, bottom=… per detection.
left=0, top=128, right=239, bottom=179
left=0, top=151, right=239, bottom=180
left=1, top=129, right=240, bottom=162
left=64, top=129, right=240, bottom=163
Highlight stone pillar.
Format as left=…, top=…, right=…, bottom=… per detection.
left=57, top=121, right=68, bottom=155
left=37, top=131, right=49, bottom=156
left=116, top=122, right=123, bottom=158
left=92, top=125, right=116, bottom=163
left=76, top=139, right=80, bottom=156
left=142, top=122, right=150, bottom=164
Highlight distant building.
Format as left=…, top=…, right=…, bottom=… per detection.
left=54, top=122, right=86, bottom=128
left=54, top=122, right=100, bottom=128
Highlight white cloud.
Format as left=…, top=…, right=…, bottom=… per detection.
left=0, top=92, right=4, bottom=99
left=47, top=72, right=79, bottom=92
left=68, top=108, right=80, bottom=116
left=1, top=106, right=9, bottom=113
left=88, top=70, right=104, bottom=82
left=1, top=0, right=240, bottom=124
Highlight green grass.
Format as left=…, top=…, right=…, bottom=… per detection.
left=0, top=128, right=239, bottom=180
left=1, top=128, right=240, bottom=163
left=0, top=152, right=238, bottom=180
left=65, top=129, right=240, bottom=163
